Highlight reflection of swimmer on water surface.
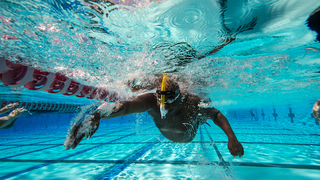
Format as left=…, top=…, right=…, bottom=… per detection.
left=65, top=75, right=244, bottom=158
left=307, top=6, right=320, bottom=41
left=0, top=102, right=27, bottom=129
left=313, top=98, right=320, bottom=121
left=85, top=0, right=258, bottom=68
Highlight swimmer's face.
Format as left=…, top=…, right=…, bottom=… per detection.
left=156, top=88, right=180, bottom=110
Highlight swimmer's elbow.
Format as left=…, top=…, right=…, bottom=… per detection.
left=213, top=112, right=223, bottom=124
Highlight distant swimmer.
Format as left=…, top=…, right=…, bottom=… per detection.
left=313, top=98, right=320, bottom=121
left=249, top=110, right=256, bottom=121
left=64, top=75, right=244, bottom=158
left=0, top=102, right=27, bottom=129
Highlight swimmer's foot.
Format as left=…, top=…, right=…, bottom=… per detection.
left=64, top=115, right=100, bottom=150
left=9, top=107, right=27, bottom=118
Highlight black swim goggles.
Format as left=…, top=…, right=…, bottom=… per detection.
left=156, top=89, right=180, bottom=104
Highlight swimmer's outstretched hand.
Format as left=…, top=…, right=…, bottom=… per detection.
left=64, top=114, right=100, bottom=150
left=312, top=98, right=320, bottom=121
left=228, top=138, right=244, bottom=158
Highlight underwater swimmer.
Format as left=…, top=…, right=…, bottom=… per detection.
left=0, top=102, right=27, bottom=129
left=313, top=98, right=320, bottom=121
left=64, top=75, right=244, bottom=158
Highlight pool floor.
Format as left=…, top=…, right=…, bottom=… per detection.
left=0, top=120, right=319, bottom=180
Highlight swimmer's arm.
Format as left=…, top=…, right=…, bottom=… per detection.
left=97, top=93, right=154, bottom=120
left=0, top=116, right=19, bottom=129
left=0, top=107, right=25, bottom=129
left=198, top=37, right=235, bottom=59
left=208, top=37, right=235, bottom=54
left=201, top=108, right=244, bottom=157
left=0, top=116, right=11, bottom=128
left=201, top=108, right=237, bottom=139
left=213, top=112, right=237, bottom=140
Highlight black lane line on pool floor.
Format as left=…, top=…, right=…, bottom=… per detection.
left=199, top=126, right=231, bottom=177
left=0, top=126, right=155, bottom=180
left=0, top=125, right=133, bottom=142
left=0, top=126, right=133, bottom=145
left=0, top=137, right=63, bottom=152
left=0, top=159, right=319, bottom=170
left=2, top=139, right=320, bottom=147
left=232, top=128, right=294, bottom=131
left=98, top=136, right=164, bottom=180
left=0, top=126, right=135, bottom=160
left=201, top=126, right=230, bottom=173
left=81, top=133, right=320, bottom=137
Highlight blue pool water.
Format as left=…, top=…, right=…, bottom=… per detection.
left=0, top=110, right=319, bottom=179
left=1, top=0, right=320, bottom=179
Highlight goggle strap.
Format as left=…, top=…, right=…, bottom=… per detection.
left=156, top=89, right=180, bottom=95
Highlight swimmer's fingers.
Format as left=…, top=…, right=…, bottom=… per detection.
left=64, top=124, right=84, bottom=150
left=85, top=120, right=100, bottom=139
left=234, top=148, right=244, bottom=158
left=64, top=115, right=100, bottom=150
left=230, top=148, right=244, bottom=158
left=70, top=133, right=85, bottom=150
left=228, top=138, right=244, bottom=158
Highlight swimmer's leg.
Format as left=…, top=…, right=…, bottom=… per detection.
left=0, top=107, right=26, bottom=129
left=1, top=118, right=18, bottom=129
left=64, top=112, right=100, bottom=150
left=0, top=102, right=19, bottom=114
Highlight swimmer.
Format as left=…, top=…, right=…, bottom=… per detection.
left=312, top=98, right=320, bottom=121
left=249, top=110, right=257, bottom=121
left=0, top=102, right=27, bottom=129
left=65, top=75, right=244, bottom=158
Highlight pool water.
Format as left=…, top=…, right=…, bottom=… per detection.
left=0, top=110, right=319, bottom=179
left=0, top=0, right=320, bottom=179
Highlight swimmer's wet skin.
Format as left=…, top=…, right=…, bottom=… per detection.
left=64, top=76, right=244, bottom=157
left=313, top=98, right=320, bottom=121
left=0, top=103, right=27, bottom=129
